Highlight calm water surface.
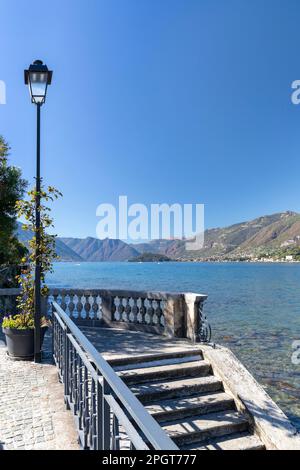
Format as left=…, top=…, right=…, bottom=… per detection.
left=47, top=261, right=300, bottom=430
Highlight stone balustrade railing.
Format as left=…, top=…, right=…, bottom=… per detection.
left=0, top=288, right=19, bottom=318
left=0, top=287, right=210, bottom=343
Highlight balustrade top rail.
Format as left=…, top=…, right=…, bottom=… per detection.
left=0, top=287, right=207, bottom=301
left=49, top=288, right=196, bottom=299
left=52, top=301, right=178, bottom=450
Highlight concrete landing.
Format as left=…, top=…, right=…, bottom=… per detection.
left=81, top=326, right=202, bottom=361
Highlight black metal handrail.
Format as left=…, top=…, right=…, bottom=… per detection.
left=52, top=301, right=178, bottom=450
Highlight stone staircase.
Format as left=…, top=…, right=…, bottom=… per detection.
left=109, top=349, right=265, bottom=450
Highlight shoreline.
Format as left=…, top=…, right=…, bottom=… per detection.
left=55, top=260, right=300, bottom=264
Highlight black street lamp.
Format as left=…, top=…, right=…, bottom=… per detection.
left=24, top=60, right=52, bottom=363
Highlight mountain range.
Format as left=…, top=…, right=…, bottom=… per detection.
left=60, top=237, right=139, bottom=261
left=17, top=211, right=300, bottom=262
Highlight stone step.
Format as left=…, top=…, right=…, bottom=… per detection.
left=118, top=360, right=211, bottom=385
left=184, top=432, right=265, bottom=451
left=108, top=349, right=203, bottom=368
left=162, top=410, right=249, bottom=446
left=113, top=354, right=202, bottom=372
left=132, top=375, right=223, bottom=404
left=145, top=392, right=235, bottom=422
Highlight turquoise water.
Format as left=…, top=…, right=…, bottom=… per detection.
left=47, top=261, right=300, bottom=430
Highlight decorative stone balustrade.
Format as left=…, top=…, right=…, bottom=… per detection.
left=0, top=288, right=210, bottom=342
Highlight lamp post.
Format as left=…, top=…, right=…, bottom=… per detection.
left=24, top=60, right=52, bottom=363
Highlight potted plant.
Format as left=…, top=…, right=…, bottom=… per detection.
left=2, top=184, right=61, bottom=360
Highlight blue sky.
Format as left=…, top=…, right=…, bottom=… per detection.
left=1, top=0, right=300, bottom=238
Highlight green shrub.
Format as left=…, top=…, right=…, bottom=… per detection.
left=2, top=313, right=50, bottom=329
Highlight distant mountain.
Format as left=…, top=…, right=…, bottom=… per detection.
left=191, top=211, right=300, bottom=259
left=132, top=211, right=300, bottom=260
left=16, top=223, right=83, bottom=262
left=16, top=211, right=300, bottom=262
left=131, top=239, right=184, bottom=257
left=53, top=239, right=84, bottom=262
left=60, top=237, right=139, bottom=261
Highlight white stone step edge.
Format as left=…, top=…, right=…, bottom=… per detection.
left=113, top=355, right=202, bottom=372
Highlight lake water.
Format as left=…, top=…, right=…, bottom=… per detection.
left=47, top=261, right=300, bottom=430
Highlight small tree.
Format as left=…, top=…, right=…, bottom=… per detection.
left=3, top=184, right=62, bottom=327
left=16, top=184, right=62, bottom=316
left=0, top=136, right=27, bottom=267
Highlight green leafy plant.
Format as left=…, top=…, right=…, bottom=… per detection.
left=2, top=183, right=62, bottom=330
left=2, top=312, right=50, bottom=329
left=2, top=313, right=34, bottom=329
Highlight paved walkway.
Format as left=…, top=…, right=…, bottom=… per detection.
left=0, top=330, right=79, bottom=450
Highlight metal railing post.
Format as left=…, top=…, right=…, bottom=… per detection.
left=102, top=378, right=111, bottom=450
left=51, top=304, right=55, bottom=359
left=97, top=379, right=103, bottom=450
left=64, top=326, right=70, bottom=409
left=112, top=415, right=120, bottom=450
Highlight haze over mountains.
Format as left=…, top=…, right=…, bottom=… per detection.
left=17, top=211, right=300, bottom=261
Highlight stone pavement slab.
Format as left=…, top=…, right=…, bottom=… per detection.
left=0, top=330, right=79, bottom=450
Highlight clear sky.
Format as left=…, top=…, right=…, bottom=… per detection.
left=1, top=0, right=300, bottom=238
